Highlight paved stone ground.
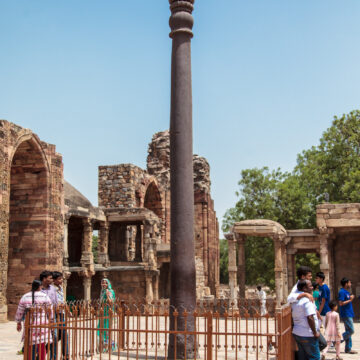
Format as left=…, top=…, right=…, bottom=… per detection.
left=0, top=321, right=359, bottom=360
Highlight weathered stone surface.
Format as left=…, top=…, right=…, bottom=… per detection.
left=0, top=120, right=63, bottom=321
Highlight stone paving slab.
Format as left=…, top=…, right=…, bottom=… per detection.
left=0, top=321, right=359, bottom=360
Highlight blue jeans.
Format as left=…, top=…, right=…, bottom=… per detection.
left=50, top=314, right=69, bottom=360
left=293, top=334, right=320, bottom=360
left=342, top=317, right=354, bottom=352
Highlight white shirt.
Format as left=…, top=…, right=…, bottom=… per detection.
left=291, top=297, right=319, bottom=337
left=287, top=281, right=301, bottom=304
left=258, top=290, right=266, bottom=301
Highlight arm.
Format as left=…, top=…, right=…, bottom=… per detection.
left=287, top=290, right=313, bottom=304
left=324, top=313, right=328, bottom=328
left=335, top=313, right=341, bottom=336
left=15, top=298, right=26, bottom=332
left=339, top=295, right=354, bottom=307
left=319, top=298, right=325, bottom=314
left=307, top=315, right=319, bottom=337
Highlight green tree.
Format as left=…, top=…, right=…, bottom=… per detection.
left=222, top=168, right=317, bottom=288
left=219, top=239, right=229, bottom=284
left=222, top=110, right=360, bottom=288
left=92, top=235, right=99, bottom=263
left=295, top=110, right=360, bottom=204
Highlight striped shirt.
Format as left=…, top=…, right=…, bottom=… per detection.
left=15, top=291, right=52, bottom=344
left=41, top=284, right=58, bottom=305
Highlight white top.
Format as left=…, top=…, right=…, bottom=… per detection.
left=258, top=290, right=266, bottom=301
left=292, top=297, right=319, bottom=337
left=287, top=281, right=301, bottom=304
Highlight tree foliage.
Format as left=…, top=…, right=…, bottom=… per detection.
left=221, top=110, right=360, bottom=287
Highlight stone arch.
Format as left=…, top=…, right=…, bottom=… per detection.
left=228, top=219, right=288, bottom=306
left=144, top=181, right=162, bottom=219
left=6, top=137, right=50, bottom=317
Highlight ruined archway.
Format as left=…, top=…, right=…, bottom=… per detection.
left=144, top=182, right=162, bottom=219
left=7, top=138, right=49, bottom=317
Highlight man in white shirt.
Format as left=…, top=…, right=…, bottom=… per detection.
left=287, top=265, right=313, bottom=304
left=257, top=285, right=267, bottom=316
left=292, top=280, right=320, bottom=360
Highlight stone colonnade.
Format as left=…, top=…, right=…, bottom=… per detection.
left=227, top=221, right=333, bottom=306
left=63, top=214, right=161, bottom=302
left=226, top=228, right=288, bottom=306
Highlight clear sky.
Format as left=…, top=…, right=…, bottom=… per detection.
left=1, top=0, right=360, bottom=234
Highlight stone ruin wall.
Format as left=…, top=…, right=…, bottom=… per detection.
left=317, top=203, right=360, bottom=318
left=0, top=120, right=63, bottom=321
left=98, top=130, right=220, bottom=297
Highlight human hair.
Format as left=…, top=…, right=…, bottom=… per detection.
left=296, top=266, right=312, bottom=279
left=31, top=280, right=42, bottom=305
left=312, top=282, right=318, bottom=290
left=52, top=271, right=63, bottom=280
left=40, top=270, right=53, bottom=282
left=316, top=271, right=325, bottom=281
left=257, top=285, right=261, bottom=291
left=297, top=279, right=308, bottom=292
left=329, top=300, right=337, bottom=310
left=341, top=277, right=350, bottom=288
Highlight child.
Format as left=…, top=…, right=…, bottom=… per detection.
left=322, top=300, right=342, bottom=360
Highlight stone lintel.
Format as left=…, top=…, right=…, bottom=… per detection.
left=326, top=218, right=360, bottom=228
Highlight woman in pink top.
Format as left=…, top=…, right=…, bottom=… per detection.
left=322, top=300, right=342, bottom=360
left=15, top=280, right=52, bottom=360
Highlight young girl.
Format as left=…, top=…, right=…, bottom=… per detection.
left=322, top=300, right=342, bottom=360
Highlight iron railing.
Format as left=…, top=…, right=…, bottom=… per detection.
left=22, top=299, right=293, bottom=360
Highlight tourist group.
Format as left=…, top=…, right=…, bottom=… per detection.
left=288, top=266, right=357, bottom=360
left=14, top=271, right=115, bottom=360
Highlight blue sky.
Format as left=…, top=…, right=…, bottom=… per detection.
left=1, top=0, right=360, bottom=234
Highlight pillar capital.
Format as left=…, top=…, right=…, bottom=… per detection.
left=169, top=0, right=194, bottom=38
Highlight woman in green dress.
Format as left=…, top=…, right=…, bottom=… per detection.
left=98, top=278, right=116, bottom=352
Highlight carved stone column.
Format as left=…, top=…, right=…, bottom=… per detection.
left=135, top=224, right=143, bottom=262
left=319, top=228, right=330, bottom=288
left=63, top=215, right=70, bottom=266
left=83, top=277, right=92, bottom=301
left=273, top=236, right=283, bottom=307
left=202, top=203, right=209, bottom=284
left=63, top=271, right=71, bottom=300
left=236, top=234, right=246, bottom=298
left=168, top=0, right=196, bottom=357
left=287, top=249, right=297, bottom=293
left=80, top=218, right=94, bottom=276
left=145, top=273, right=154, bottom=303
left=125, top=226, right=130, bottom=261
left=154, top=273, right=159, bottom=301
left=225, top=233, right=238, bottom=301
left=98, top=222, right=110, bottom=267
left=282, top=243, right=288, bottom=300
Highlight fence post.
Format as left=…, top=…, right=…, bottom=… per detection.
left=23, top=310, right=30, bottom=360
left=276, top=307, right=283, bottom=360
left=207, top=311, right=213, bottom=360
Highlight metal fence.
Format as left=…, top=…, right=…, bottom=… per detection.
left=23, top=299, right=293, bottom=360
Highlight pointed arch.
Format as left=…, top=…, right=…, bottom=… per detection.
left=144, top=181, right=163, bottom=219
left=6, top=137, right=50, bottom=317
